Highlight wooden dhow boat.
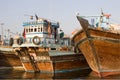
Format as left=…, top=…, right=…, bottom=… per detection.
left=72, top=12, right=120, bottom=77
left=12, top=15, right=89, bottom=73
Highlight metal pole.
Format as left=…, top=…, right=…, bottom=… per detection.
left=0, top=23, right=4, bottom=45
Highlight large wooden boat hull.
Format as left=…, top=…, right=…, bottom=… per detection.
left=13, top=47, right=89, bottom=73
left=20, top=53, right=89, bottom=73
left=72, top=16, right=120, bottom=77
left=0, top=47, right=89, bottom=73
left=51, top=54, right=89, bottom=73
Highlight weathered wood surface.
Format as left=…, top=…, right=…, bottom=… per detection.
left=0, top=51, right=22, bottom=67
left=72, top=28, right=120, bottom=77
left=0, top=47, right=89, bottom=73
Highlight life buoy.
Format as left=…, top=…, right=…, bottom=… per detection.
left=9, top=38, right=14, bottom=46
left=17, top=37, right=23, bottom=45
left=32, top=36, right=41, bottom=45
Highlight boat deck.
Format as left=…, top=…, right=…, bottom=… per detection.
left=49, top=51, right=76, bottom=56
left=0, top=46, right=13, bottom=52
left=0, top=46, right=76, bottom=56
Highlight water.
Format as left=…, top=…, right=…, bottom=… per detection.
left=0, top=69, right=120, bottom=79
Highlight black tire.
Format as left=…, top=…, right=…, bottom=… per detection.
left=32, top=36, right=41, bottom=45
left=17, top=37, right=23, bottom=45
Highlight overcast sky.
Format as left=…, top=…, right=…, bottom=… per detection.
left=0, top=0, right=120, bottom=36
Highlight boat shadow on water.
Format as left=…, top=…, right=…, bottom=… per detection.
left=0, top=69, right=120, bottom=79
left=0, top=69, right=92, bottom=79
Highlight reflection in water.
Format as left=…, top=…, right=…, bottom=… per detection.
left=0, top=69, right=120, bottom=79
left=0, top=69, right=91, bottom=79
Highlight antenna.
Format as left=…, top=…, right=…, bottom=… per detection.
left=101, top=8, right=104, bottom=15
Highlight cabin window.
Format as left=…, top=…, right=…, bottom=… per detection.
left=29, top=28, right=31, bottom=32
left=41, top=27, right=43, bottom=32
left=51, top=48, right=56, bottom=50
left=26, top=29, right=28, bottom=33
left=31, top=28, right=33, bottom=32
left=38, top=27, right=40, bottom=32
left=34, top=28, right=37, bottom=32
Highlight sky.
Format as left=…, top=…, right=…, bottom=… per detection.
left=0, top=0, right=120, bottom=36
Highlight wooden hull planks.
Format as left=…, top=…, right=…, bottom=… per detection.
left=72, top=16, right=120, bottom=77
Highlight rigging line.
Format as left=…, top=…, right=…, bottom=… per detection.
left=110, top=17, right=120, bottom=24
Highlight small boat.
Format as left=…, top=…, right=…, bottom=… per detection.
left=12, top=15, right=89, bottom=73
left=72, top=11, right=120, bottom=77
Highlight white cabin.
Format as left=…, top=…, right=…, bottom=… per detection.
left=22, top=18, right=59, bottom=45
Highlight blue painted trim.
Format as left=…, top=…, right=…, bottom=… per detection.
left=23, top=21, right=59, bottom=28
left=54, top=67, right=90, bottom=73
left=23, top=20, right=48, bottom=26
left=23, top=23, right=44, bottom=26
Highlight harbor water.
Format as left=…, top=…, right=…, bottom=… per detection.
left=0, top=48, right=120, bottom=79
left=0, top=69, right=120, bottom=79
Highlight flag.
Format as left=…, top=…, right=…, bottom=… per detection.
left=35, top=14, right=38, bottom=20
left=22, top=29, right=26, bottom=38
left=60, top=32, right=64, bottom=38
